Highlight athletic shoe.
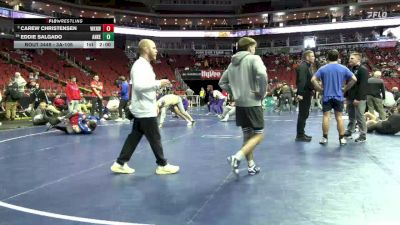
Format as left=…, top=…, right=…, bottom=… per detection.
left=155, top=164, right=180, bottom=175
left=187, top=121, right=193, bottom=126
left=110, top=162, right=135, bottom=174
left=248, top=165, right=261, bottom=176
left=319, top=137, right=328, bottom=145
left=339, top=138, right=347, bottom=146
left=227, top=156, right=240, bottom=176
left=343, top=130, right=352, bottom=137
left=355, top=135, right=366, bottom=143
left=295, top=135, right=312, bottom=142
left=46, top=122, right=55, bottom=131
left=220, top=115, right=229, bottom=122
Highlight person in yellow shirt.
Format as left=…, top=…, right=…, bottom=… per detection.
left=199, top=87, right=206, bottom=105
left=157, top=94, right=195, bottom=128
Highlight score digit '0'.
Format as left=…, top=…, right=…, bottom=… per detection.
left=102, top=24, right=114, bottom=32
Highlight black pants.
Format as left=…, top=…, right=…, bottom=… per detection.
left=91, top=97, right=103, bottom=118
left=118, top=99, right=128, bottom=118
left=296, top=93, right=312, bottom=136
left=116, top=117, right=167, bottom=166
left=55, top=125, right=69, bottom=134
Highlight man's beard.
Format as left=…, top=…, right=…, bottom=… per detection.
left=151, top=53, right=157, bottom=61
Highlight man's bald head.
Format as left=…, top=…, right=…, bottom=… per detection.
left=138, top=39, right=157, bottom=61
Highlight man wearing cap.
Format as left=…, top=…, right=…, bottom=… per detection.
left=219, top=37, right=267, bottom=177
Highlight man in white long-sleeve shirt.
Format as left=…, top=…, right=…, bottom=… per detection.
left=111, top=39, right=180, bottom=175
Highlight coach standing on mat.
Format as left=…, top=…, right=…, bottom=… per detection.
left=295, top=50, right=315, bottom=142
left=110, top=39, right=180, bottom=175
left=344, top=52, right=369, bottom=143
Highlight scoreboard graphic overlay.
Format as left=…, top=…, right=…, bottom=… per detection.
left=14, top=18, right=114, bottom=49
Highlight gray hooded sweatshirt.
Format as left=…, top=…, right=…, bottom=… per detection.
left=219, top=51, right=267, bottom=107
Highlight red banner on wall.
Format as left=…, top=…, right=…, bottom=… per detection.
left=201, top=70, right=224, bottom=80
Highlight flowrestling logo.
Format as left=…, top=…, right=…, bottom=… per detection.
left=367, top=11, right=387, bottom=19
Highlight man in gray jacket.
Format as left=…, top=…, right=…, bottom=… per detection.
left=366, top=71, right=386, bottom=120
left=219, top=37, right=267, bottom=177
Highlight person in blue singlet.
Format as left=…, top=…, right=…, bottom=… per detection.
left=311, top=49, right=357, bottom=146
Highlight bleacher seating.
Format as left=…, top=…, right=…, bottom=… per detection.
left=1, top=36, right=399, bottom=96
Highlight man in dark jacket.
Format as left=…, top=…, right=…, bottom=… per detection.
left=366, top=71, right=386, bottom=120
left=295, top=50, right=315, bottom=142
left=345, top=52, right=369, bottom=142
left=4, top=78, right=19, bottom=120
left=29, top=81, right=49, bottom=110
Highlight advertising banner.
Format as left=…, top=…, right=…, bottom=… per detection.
left=201, top=70, right=223, bottom=80
left=195, top=49, right=232, bottom=56
left=181, top=70, right=224, bottom=80
left=316, top=41, right=397, bottom=51
left=181, top=70, right=201, bottom=80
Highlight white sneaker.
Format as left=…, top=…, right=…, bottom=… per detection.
left=227, top=156, right=240, bottom=177
left=187, top=121, right=193, bottom=126
left=100, top=118, right=106, bottom=122
left=339, top=138, right=347, bottom=146
left=115, top=118, right=124, bottom=122
left=220, top=114, right=229, bottom=122
left=319, top=137, right=328, bottom=145
left=156, top=164, right=180, bottom=175
left=110, top=162, right=135, bottom=174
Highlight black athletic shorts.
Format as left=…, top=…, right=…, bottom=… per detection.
left=236, top=106, right=264, bottom=129
left=322, top=99, right=344, bottom=113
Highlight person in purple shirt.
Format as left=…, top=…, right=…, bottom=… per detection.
left=311, top=49, right=357, bottom=146
left=206, top=85, right=215, bottom=115
left=182, top=96, right=189, bottom=111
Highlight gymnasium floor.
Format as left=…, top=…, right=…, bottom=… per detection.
left=0, top=108, right=399, bottom=225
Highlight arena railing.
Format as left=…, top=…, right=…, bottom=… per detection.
left=2, top=4, right=400, bottom=38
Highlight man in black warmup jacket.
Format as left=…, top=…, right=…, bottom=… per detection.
left=295, top=50, right=315, bottom=142
left=344, top=52, right=369, bottom=142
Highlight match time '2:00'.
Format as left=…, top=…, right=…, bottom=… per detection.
left=99, top=42, right=112, bottom=47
